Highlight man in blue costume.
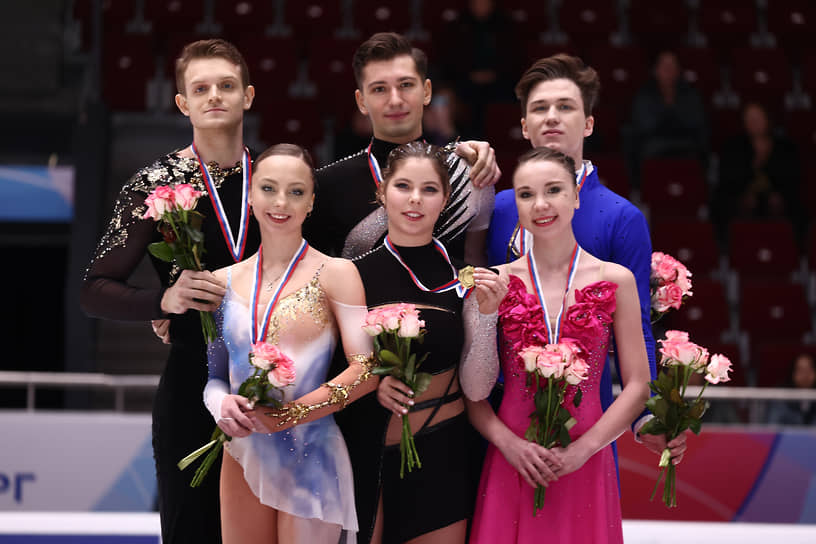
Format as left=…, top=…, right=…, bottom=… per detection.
left=487, top=54, right=687, bottom=465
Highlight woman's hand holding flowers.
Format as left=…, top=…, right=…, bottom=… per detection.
left=377, top=375, right=415, bottom=417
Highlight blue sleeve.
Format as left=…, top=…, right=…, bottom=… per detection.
left=487, top=189, right=519, bottom=266
left=610, top=207, right=657, bottom=426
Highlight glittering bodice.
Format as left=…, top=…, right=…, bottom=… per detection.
left=497, top=276, right=617, bottom=437
left=221, top=270, right=336, bottom=403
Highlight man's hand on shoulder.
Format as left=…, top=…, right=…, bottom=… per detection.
left=456, top=140, right=501, bottom=188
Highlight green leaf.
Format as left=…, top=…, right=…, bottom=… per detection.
left=413, top=372, right=433, bottom=396
left=688, top=399, right=709, bottom=420
left=669, top=388, right=684, bottom=405
left=559, top=425, right=571, bottom=447
left=645, top=396, right=669, bottom=422
left=378, top=349, right=402, bottom=367
left=370, top=365, right=396, bottom=376
left=405, top=353, right=416, bottom=380
left=638, top=418, right=668, bottom=436
left=688, top=418, right=702, bottom=435
left=573, top=387, right=583, bottom=407
left=147, top=241, right=174, bottom=262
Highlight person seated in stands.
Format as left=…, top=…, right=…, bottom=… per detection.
left=766, top=352, right=816, bottom=426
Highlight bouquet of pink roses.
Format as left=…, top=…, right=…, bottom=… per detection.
left=362, top=303, right=429, bottom=478
left=638, top=330, right=732, bottom=507
left=650, top=251, right=693, bottom=323
left=178, top=341, right=296, bottom=487
left=519, top=340, right=589, bottom=514
left=142, top=183, right=217, bottom=342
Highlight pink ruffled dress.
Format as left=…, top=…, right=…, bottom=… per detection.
left=470, top=275, right=623, bottom=544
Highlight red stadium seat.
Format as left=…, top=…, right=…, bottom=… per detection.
left=801, top=55, right=816, bottom=109
left=592, top=154, right=630, bottom=197
left=214, top=0, right=275, bottom=35
left=143, top=0, right=205, bottom=34
left=484, top=103, right=529, bottom=156
left=258, top=98, right=325, bottom=154
left=728, top=220, right=800, bottom=280
left=284, top=1, right=342, bottom=36
left=305, top=37, right=361, bottom=115
left=662, top=278, right=731, bottom=342
left=629, top=0, right=689, bottom=44
left=236, top=36, right=300, bottom=101
left=557, top=0, right=617, bottom=51
left=709, top=108, right=742, bottom=153
left=418, top=0, right=466, bottom=36
left=785, top=109, right=816, bottom=158
left=738, top=281, right=810, bottom=342
left=766, top=0, right=815, bottom=56
left=699, top=0, right=758, bottom=51
left=676, top=47, right=722, bottom=106
left=586, top=45, right=647, bottom=109
left=353, top=0, right=412, bottom=36
left=640, top=158, right=707, bottom=220
left=102, top=33, right=156, bottom=111
left=651, top=219, right=721, bottom=278
left=754, top=343, right=816, bottom=387
left=730, top=48, right=792, bottom=108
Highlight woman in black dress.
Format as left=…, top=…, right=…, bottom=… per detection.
left=336, top=141, right=482, bottom=544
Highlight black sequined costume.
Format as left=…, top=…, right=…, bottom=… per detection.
left=81, top=151, right=260, bottom=544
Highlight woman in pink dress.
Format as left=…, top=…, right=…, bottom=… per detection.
left=460, top=147, right=651, bottom=543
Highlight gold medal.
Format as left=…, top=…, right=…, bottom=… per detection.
left=458, top=265, right=475, bottom=289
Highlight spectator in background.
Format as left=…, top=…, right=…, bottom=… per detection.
left=767, top=353, right=816, bottom=426
left=712, top=101, right=803, bottom=240
left=625, top=50, right=708, bottom=187
left=441, top=0, right=518, bottom=138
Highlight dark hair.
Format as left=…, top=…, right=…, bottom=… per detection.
left=515, top=147, right=577, bottom=181
left=380, top=141, right=451, bottom=200
left=352, top=32, right=428, bottom=89
left=515, top=54, right=600, bottom=116
left=175, top=39, right=251, bottom=94
left=254, top=143, right=317, bottom=191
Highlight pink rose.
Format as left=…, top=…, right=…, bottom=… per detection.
left=705, top=354, right=732, bottom=384
left=674, top=263, right=693, bottom=294
left=659, top=332, right=704, bottom=367
left=142, top=186, right=175, bottom=220
left=174, top=183, right=202, bottom=211
left=565, top=357, right=590, bottom=385
left=519, top=345, right=545, bottom=373
left=652, top=252, right=677, bottom=282
left=536, top=345, right=567, bottom=379
left=362, top=310, right=385, bottom=336
left=398, top=313, right=425, bottom=338
left=251, top=341, right=288, bottom=371
left=693, top=345, right=710, bottom=371
left=664, top=330, right=689, bottom=342
left=269, top=356, right=296, bottom=387
left=653, top=283, right=684, bottom=313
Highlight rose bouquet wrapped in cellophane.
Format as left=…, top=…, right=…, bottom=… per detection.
left=519, top=339, right=589, bottom=514
left=143, top=183, right=218, bottom=342
left=362, top=303, right=430, bottom=478
left=638, top=330, right=732, bottom=507
left=650, top=252, right=693, bottom=323
left=178, top=341, right=296, bottom=487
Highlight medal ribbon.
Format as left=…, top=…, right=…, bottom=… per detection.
left=513, top=162, right=588, bottom=259
left=384, top=235, right=471, bottom=298
left=191, top=143, right=252, bottom=262
left=526, top=242, right=581, bottom=344
left=250, top=239, right=309, bottom=344
left=366, top=141, right=384, bottom=190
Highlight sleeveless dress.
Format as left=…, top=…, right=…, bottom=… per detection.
left=470, top=275, right=623, bottom=544
left=206, top=267, right=358, bottom=538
